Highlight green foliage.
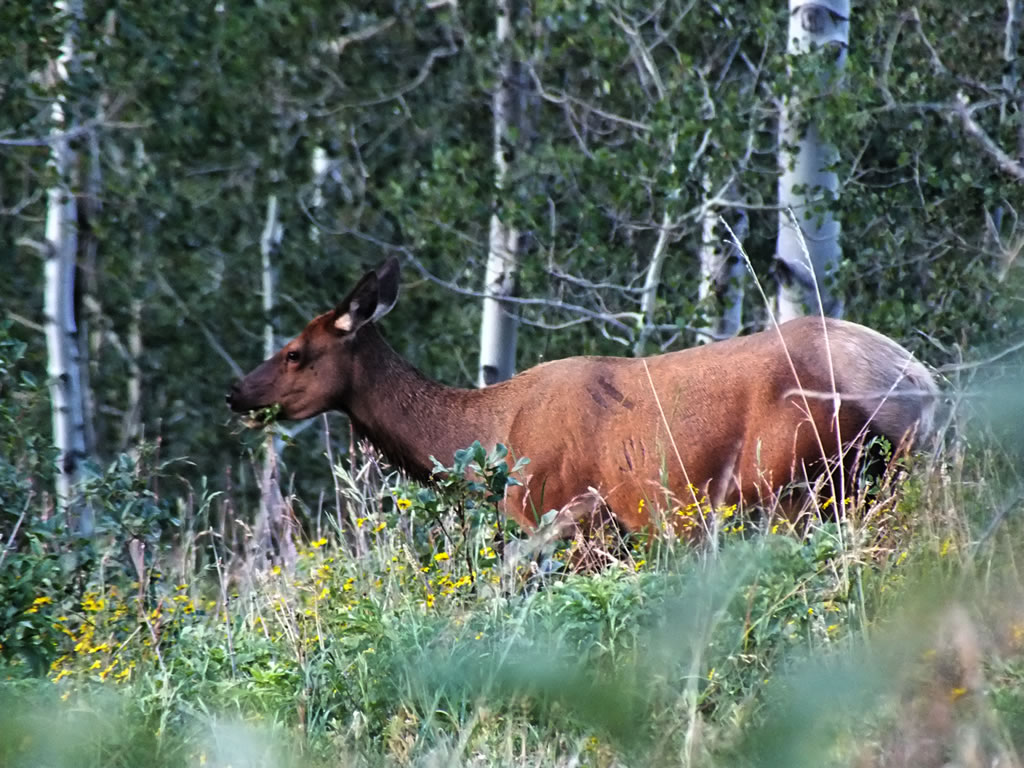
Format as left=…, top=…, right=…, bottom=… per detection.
left=3, top=0, right=1024, bottom=764
left=3, top=464, right=1023, bottom=767
left=3, top=0, right=1021, bottom=510
left=0, top=323, right=67, bottom=674
left=431, top=440, right=530, bottom=509
left=1, top=421, right=1020, bottom=766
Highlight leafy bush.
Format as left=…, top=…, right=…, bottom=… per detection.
left=0, top=322, right=68, bottom=673
left=3, top=397, right=1024, bottom=768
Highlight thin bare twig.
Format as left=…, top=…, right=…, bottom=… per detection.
left=154, top=270, right=244, bottom=378
left=0, top=115, right=144, bottom=147
left=0, top=493, right=33, bottom=568
left=952, top=93, right=1024, bottom=182
left=337, top=42, right=460, bottom=110
left=936, top=336, right=1024, bottom=373
left=4, top=311, right=45, bottom=334
left=319, top=17, right=397, bottom=56
left=974, top=490, right=1024, bottom=553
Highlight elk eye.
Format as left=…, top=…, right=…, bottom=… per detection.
left=286, top=349, right=300, bottom=363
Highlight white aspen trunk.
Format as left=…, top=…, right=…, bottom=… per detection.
left=479, top=220, right=519, bottom=386
left=1004, top=0, right=1022, bottom=125
left=79, top=103, right=103, bottom=459
left=123, top=275, right=143, bottom=453
left=310, top=146, right=328, bottom=245
left=776, top=0, right=849, bottom=322
left=697, top=179, right=748, bottom=344
left=633, top=212, right=674, bottom=357
left=121, top=140, right=149, bottom=455
left=990, top=0, right=1024, bottom=263
left=44, top=0, right=88, bottom=529
left=261, top=195, right=281, bottom=387
left=1004, top=0, right=1024, bottom=157
left=256, top=194, right=296, bottom=568
left=478, top=0, right=523, bottom=387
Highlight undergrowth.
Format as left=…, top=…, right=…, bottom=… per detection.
left=3, top=329, right=1024, bottom=767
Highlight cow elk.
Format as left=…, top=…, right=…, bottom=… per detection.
left=227, top=258, right=938, bottom=538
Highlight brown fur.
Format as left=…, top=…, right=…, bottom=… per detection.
left=227, top=259, right=938, bottom=536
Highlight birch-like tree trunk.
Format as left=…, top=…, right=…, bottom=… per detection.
left=79, top=104, right=103, bottom=459
left=254, top=194, right=296, bottom=568
left=697, top=180, right=748, bottom=344
left=120, top=140, right=150, bottom=455
left=44, top=0, right=89, bottom=528
left=1003, top=0, right=1023, bottom=136
left=310, top=146, right=328, bottom=245
left=478, top=0, right=526, bottom=387
left=633, top=212, right=673, bottom=357
left=118, top=265, right=143, bottom=457
left=989, top=0, right=1024, bottom=268
left=776, top=0, right=849, bottom=321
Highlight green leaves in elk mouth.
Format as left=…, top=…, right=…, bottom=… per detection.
left=243, top=403, right=282, bottom=429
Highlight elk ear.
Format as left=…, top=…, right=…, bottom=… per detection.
left=331, top=259, right=401, bottom=335
left=373, top=258, right=400, bottom=316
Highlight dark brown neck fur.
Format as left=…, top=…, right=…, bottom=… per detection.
left=339, top=326, right=501, bottom=480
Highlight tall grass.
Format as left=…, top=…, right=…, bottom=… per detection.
left=3, top=417, right=1024, bottom=768
left=3, top=307, right=1024, bottom=767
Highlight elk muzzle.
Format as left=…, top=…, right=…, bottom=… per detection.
left=225, top=379, right=269, bottom=417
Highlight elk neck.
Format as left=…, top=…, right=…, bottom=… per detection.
left=341, top=325, right=506, bottom=481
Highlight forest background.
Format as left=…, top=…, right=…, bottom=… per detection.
left=1, top=0, right=1024, bottom=766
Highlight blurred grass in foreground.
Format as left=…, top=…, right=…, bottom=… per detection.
left=4, top=367, right=1024, bottom=767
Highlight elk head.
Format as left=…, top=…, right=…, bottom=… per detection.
left=226, top=258, right=400, bottom=422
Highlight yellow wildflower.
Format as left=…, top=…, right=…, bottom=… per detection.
left=82, top=596, right=104, bottom=612
left=100, top=660, right=119, bottom=680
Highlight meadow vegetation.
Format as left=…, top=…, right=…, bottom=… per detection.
left=2, top=0, right=1022, bottom=763
left=3, top=322, right=1024, bottom=768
